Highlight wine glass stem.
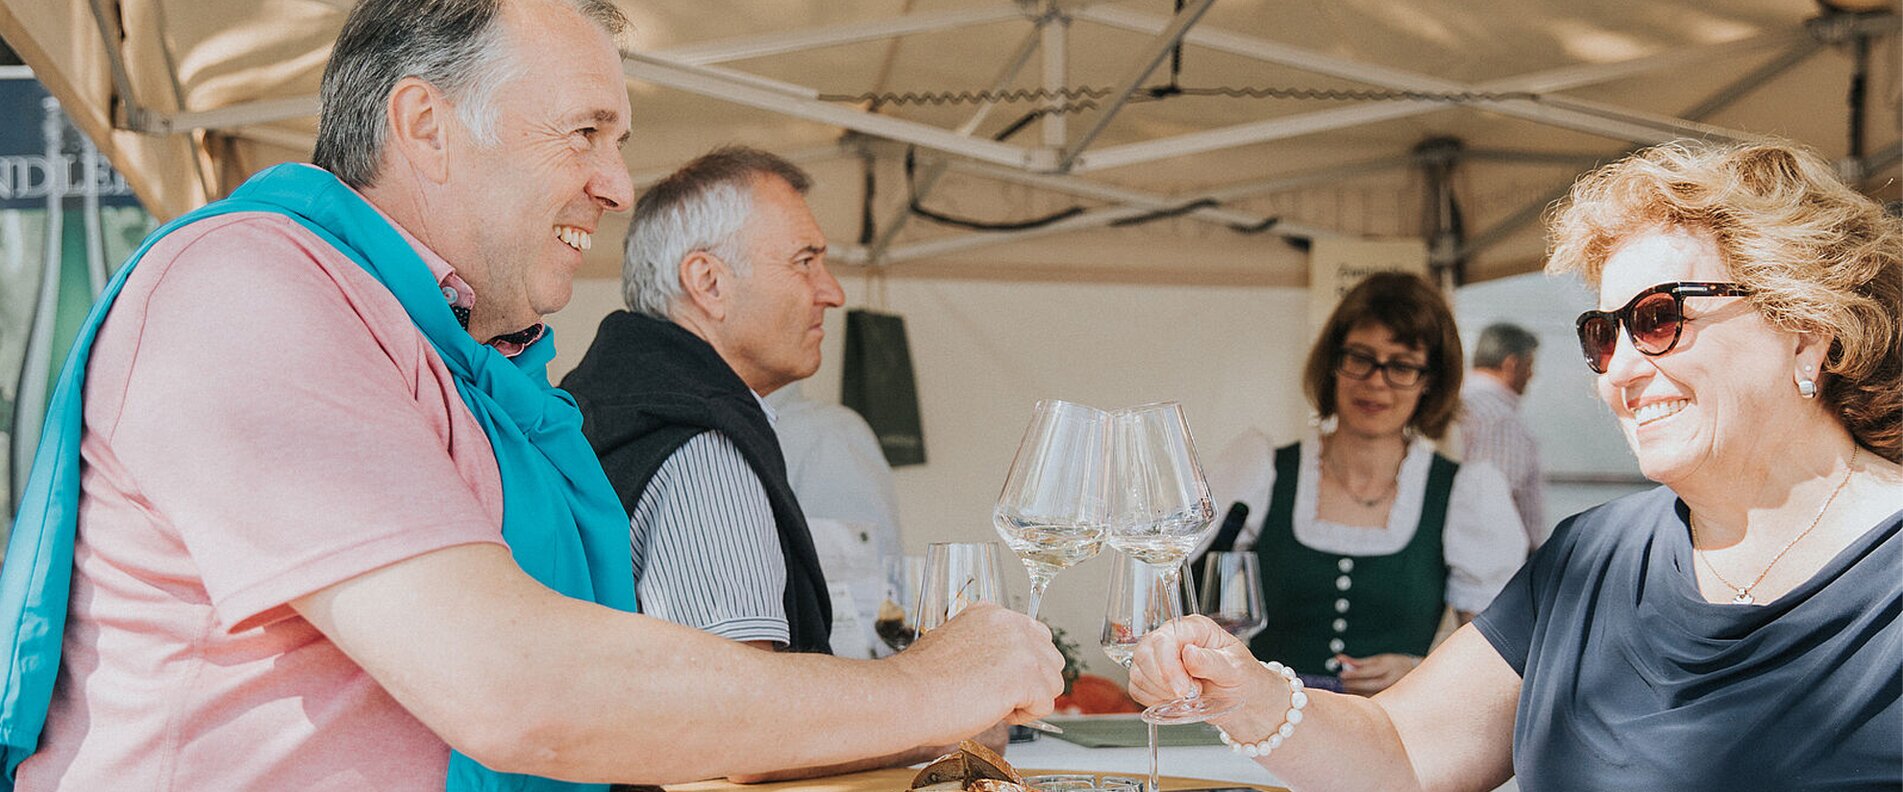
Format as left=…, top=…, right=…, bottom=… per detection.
left=1156, top=563, right=1201, bottom=703
left=1024, top=568, right=1054, bottom=621
left=1147, top=720, right=1160, bottom=792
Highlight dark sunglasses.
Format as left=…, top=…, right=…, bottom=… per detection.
left=1336, top=348, right=1430, bottom=388
left=1575, top=281, right=1751, bottom=374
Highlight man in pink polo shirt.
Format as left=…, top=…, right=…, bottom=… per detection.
left=10, top=0, right=1063, bottom=789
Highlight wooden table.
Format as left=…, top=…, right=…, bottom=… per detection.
left=661, top=767, right=1288, bottom=791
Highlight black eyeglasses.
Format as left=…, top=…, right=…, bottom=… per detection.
left=1335, top=348, right=1430, bottom=388
left=1575, top=281, right=1751, bottom=374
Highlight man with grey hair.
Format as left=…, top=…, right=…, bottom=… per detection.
left=562, top=146, right=1009, bottom=781
left=566, top=146, right=841, bottom=656
left=1460, top=322, right=1547, bottom=548
left=1, top=2, right=1060, bottom=790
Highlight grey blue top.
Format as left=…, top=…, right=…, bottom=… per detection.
left=1476, top=486, right=1902, bottom=791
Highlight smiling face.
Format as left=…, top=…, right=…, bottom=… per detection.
left=1595, top=227, right=1797, bottom=487
left=1332, top=322, right=1430, bottom=441
left=718, top=175, right=844, bottom=395
left=440, top=0, right=633, bottom=339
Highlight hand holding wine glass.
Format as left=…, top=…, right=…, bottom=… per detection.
left=995, top=399, right=1111, bottom=620
left=1104, top=401, right=1230, bottom=725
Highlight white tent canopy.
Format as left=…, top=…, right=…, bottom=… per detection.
left=1, top=0, right=1897, bottom=287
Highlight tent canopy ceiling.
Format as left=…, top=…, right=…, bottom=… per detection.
left=2, top=0, right=1897, bottom=286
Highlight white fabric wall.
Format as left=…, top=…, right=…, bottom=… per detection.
left=548, top=274, right=1315, bottom=680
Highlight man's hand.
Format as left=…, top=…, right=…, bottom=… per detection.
left=890, top=602, right=1064, bottom=742
left=1336, top=653, right=1420, bottom=695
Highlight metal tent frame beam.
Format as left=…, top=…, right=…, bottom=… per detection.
left=1056, top=0, right=1213, bottom=170
left=1064, top=5, right=1773, bottom=172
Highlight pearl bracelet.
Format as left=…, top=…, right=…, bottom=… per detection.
left=1215, top=660, right=1308, bottom=758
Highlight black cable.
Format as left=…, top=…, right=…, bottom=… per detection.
left=903, top=147, right=1085, bottom=231
left=1108, top=197, right=1220, bottom=227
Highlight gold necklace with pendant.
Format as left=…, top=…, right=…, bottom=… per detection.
left=1692, top=447, right=1857, bottom=605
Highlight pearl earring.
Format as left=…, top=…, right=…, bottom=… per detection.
left=1797, top=368, right=1817, bottom=399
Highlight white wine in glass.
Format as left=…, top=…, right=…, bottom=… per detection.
left=994, top=399, right=1111, bottom=619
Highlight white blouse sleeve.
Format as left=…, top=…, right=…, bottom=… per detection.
left=1442, top=459, right=1530, bottom=614
left=1195, top=427, right=1277, bottom=556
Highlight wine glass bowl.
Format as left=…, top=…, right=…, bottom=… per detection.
left=915, top=542, right=1006, bottom=637
left=1105, top=402, right=1215, bottom=569
left=1100, top=551, right=1198, bottom=670
left=994, top=399, right=1112, bottom=619
left=1197, top=551, right=1266, bottom=641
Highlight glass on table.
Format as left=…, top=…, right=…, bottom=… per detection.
left=1196, top=551, right=1265, bottom=641
left=876, top=555, right=925, bottom=652
left=994, top=399, right=1111, bottom=620
left=1100, top=551, right=1199, bottom=670
left=1099, top=551, right=1207, bottom=792
left=915, top=542, right=1007, bottom=637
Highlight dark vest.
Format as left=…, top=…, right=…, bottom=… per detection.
left=560, top=311, right=833, bottom=654
left=1244, top=442, right=1455, bottom=674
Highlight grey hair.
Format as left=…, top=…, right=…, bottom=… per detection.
left=1472, top=322, right=1540, bottom=369
left=622, top=146, right=812, bottom=318
left=312, top=0, right=628, bottom=188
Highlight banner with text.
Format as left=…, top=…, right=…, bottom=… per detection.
left=1307, top=236, right=1430, bottom=329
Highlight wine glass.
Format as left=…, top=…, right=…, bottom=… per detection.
left=876, top=555, right=925, bottom=653
left=915, top=542, right=1006, bottom=637
left=1100, top=551, right=1199, bottom=670
left=1105, top=401, right=1232, bottom=728
left=994, top=399, right=1111, bottom=620
left=1197, top=551, right=1265, bottom=642
left=1099, top=551, right=1200, bottom=792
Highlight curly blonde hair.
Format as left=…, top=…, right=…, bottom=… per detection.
left=1545, top=140, right=1903, bottom=462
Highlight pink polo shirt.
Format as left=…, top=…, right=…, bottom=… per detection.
left=16, top=210, right=510, bottom=791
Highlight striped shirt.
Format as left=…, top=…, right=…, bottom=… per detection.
left=1460, top=374, right=1547, bottom=548
left=629, top=429, right=790, bottom=645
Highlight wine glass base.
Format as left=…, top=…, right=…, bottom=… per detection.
left=1140, top=695, right=1239, bottom=725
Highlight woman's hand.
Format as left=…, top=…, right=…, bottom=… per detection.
left=1336, top=653, right=1420, bottom=695
left=1127, top=615, right=1258, bottom=705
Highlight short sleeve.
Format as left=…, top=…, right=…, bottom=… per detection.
left=1442, top=460, right=1530, bottom=614
left=98, top=215, right=507, bottom=633
left=1197, top=427, right=1277, bottom=555
left=1474, top=511, right=1583, bottom=676
left=628, top=431, right=789, bottom=645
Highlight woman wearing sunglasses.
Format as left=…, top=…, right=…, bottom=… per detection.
left=1133, top=139, right=1902, bottom=791
left=1194, top=272, right=1526, bottom=696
